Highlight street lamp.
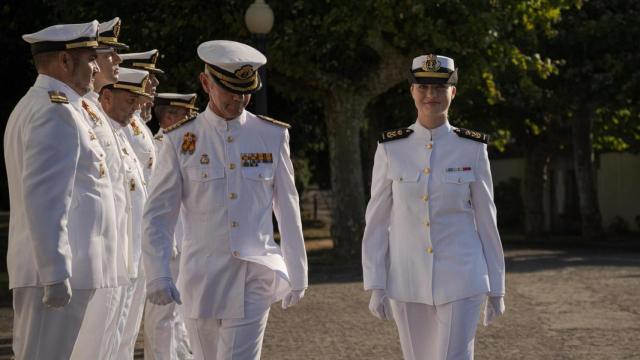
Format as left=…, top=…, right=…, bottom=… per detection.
left=245, top=0, right=274, bottom=116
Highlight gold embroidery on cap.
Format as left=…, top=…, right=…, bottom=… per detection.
left=234, top=65, right=255, bottom=80
left=422, top=54, right=441, bottom=72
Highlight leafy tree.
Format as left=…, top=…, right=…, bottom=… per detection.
left=543, top=0, right=640, bottom=240
left=266, top=0, right=577, bottom=257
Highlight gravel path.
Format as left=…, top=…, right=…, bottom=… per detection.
left=1, top=244, right=639, bottom=359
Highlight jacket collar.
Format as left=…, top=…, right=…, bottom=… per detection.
left=204, top=104, right=246, bottom=132
left=411, top=120, right=452, bottom=141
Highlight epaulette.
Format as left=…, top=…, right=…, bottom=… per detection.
left=257, top=115, right=291, bottom=129
left=163, top=114, right=197, bottom=133
left=48, top=91, right=69, bottom=104
left=379, top=127, right=414, bottom=143
left=453, top=127, right=490, bottom=144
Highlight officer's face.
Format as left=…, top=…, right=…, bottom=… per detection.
left=159, top=106, right=190, bottom=129
left=108, top=89, right=142, bottom=125
left=410, top=83, right=456, bottom=119
left=94, top=48, right=122, bottom=86
left=200, top=72, right=251, bottom=120
left=148, top=73, right=159, bottom=96
left=65, top=48, right=100, bottom=96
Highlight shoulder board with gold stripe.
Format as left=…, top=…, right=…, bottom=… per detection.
left=163, top=114, right=197, bottom=133
left=257, top=115, right=291, bottom=128
left=453, top=127, right=490, bottom=144
left=379, top=128, right=414, bottom=143
left=48, top=91, right=69, bottom=104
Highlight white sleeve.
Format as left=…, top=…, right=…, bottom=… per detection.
left=272, top=130, right=308, bottom=290
left=142, top=135, right=182, bottom=282
left=470, top=144, right=505, bottom=296
left=362, top=143, right=392, bottom=290
left=22, top=105, right=80, bottom=284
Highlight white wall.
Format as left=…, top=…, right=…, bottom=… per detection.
left=597, top=153, right=640, bottom=230
left=490, top=152, right=640, bottom=231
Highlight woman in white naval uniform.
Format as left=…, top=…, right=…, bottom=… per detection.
left=362, top=54, right=506, bottom=360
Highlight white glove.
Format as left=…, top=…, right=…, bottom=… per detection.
left=42, top=279, right=72, bottom=308
left=281, top=289, right=306, bottom=310
left=369, top=289, right=393, bottom=320
left=147, top=277, right=182, bottom=305
left=483, top=296, right=505, bottom=326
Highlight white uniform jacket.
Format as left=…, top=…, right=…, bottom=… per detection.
left=143, top=107, right=308, bottom=319
left=362, top=121, right=505, bottom=305
left=4, top=75, right=119, bottom=289
left=84, top=92, right=131, bottom=284
left=124, top=115, right=156, bottom=183
left=112, top=117, right=149, bottom=278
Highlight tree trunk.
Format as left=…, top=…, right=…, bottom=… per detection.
left=324, top=93, right=367, bottom=259
left=523, top=143, right=548, bottom=239
left=571, top=108, right=605, bottom=241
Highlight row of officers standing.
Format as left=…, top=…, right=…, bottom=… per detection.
left=4, top=17, right=505, bottom=360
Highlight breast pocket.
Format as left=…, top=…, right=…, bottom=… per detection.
left=388, top=167, right=422, bottom=203
left=185, top=164, right=225, bottom=183
left=442, top=170, right=475, bottom=208
left=183, top=165, right=225, bottom=212
left=241, top=164, right=275, bottom=207
left=444, top=171, right=476, bottom=185
left=241, top=164, right=274, bottom=182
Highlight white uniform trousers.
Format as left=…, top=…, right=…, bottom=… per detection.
left=184, top=262, right=276, bottom=360
left=390, top=294, right=485, bottom=360
left=12, top=287, right=94, bottom=360
left=109, top=269, right=146, bottom=359
left=70, top=286, right=123, bottom=359
left=144, top=253, right=193, bottom=360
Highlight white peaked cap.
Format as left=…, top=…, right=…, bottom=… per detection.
left=23, top=20, right=99, bottom=55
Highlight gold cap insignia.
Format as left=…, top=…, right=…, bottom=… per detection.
left=234, top=65, right=255, bottom=80
left=151, top=51, right=159, bottom=66
left=113, top=20, right=121, bottom=38
left=422, top=54, right=441, bottom=72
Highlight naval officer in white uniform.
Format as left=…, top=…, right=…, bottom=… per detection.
left=143, top=40, right=308, bottom=360
left=119, top=49, right=164, bottom=182
left=4, top=21, right=120, bottom=359
left=71, top=17, right=135, bottom=360
left=144, top=92, right=199, bottom=360
left=362, top=54, right=506, bottom=360
left=98, top=68, right=154, bottom=359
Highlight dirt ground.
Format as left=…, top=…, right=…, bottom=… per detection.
left=0, top=243, right=639, bottom=359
